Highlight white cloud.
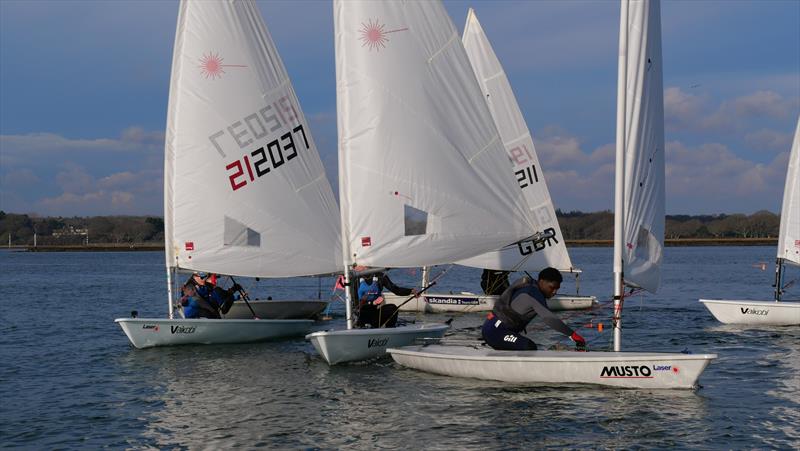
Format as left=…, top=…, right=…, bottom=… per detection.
left=744, top=128, right=794, bottom=152
left=0, top=129, right=164, bottom=215
left=664, top=87, right=796, bottom=133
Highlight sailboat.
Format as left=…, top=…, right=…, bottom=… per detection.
left=307, top=0, right=541, bottom=365
left=388, top=0, right=717, bottom=389
left=116, top=0, right=343, bottom=348
left=700, top=117, right=800, bottom=326
left=383, top=8, right=596, bottom=314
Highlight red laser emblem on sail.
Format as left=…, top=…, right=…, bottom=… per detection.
left=359, top=18, right=408, bottom=51
left=198, top=52, right=247, bottom=79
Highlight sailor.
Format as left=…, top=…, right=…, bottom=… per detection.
left=356, top=270, right=417, bottom=328
left=179, top=273, right=240, bottom=319
left=480, top=268, right=510, bottom=295
left=481, top=267, right=586, bottom=351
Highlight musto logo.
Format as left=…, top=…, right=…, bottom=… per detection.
left=367, top=337, right=389, bottom=348
left=740, top=307, right=768, bottom=316
left=170, top=325, right=196, bottom=334
left=600, top=365, right=653, bottom=378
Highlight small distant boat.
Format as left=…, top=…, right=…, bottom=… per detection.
left=389, top=1, right=717, bottom=389
left=383, top=292, right=597, bottom=313
left=700, top=117, right=800, bottom=326
left=116, top=0, right=345, bottom=348
left=223, top=299, right=330, bottom=320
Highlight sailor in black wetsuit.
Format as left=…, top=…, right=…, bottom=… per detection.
left=481, top=267, right=586, bottom=351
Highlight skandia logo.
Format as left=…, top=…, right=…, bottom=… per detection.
left=740, top=308, right=768, bottom=316
left=367, top=337, right=389, bottom=348
left=600, top=365, right=653, bottom=378
left=428, top=297, right=479, bottom=305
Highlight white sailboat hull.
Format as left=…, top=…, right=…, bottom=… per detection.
left=699, top=299, right=800, bottom=326
left=383, top=293, right=597, bottom=313
left=116, top=318, right=313, bottom=349
left=388, top=345, right=716, bottom=389
left=306, top=324, right=449, bottom=365
left=222, top=299, right=329, bottom=319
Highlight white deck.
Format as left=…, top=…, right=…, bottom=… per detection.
left=388, top=344, right=716, bottom=389
left=699, top=299, right=800, bottom=326
left=306, top=323, right=449, bottom=365
left=116, top=317, right=313, bottom=349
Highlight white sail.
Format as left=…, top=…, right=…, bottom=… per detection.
left=164, top=0, right=342, bottom=278
left=777, top=117, right=800, bottom=266
left=620, top=0, right=665, bottom=293
left=335, top=0, right=532, bottom=268
left=457, top=8, right=575, bottom=273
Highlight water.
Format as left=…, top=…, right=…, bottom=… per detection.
left=1, top=247, right=798, bottom=449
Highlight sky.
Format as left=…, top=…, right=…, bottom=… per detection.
left=1, top=0, right=798, bottom=217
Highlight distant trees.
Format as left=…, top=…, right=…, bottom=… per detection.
left=0, top=209, right=782, bottom=246
left=0, top=212, right=165, bottom=246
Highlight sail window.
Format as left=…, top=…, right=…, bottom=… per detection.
left=224, top=216, right=261, bottom=247
left=404, top=205, right=428, bottom=236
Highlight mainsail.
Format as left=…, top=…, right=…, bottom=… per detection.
left=777, top=117, right=800, bottom=266
left=164, top=0, right=342, bottom=278
left=619, top=0, right=665, bottom=293
left=335, top=0, right=532, bottom=268
left=457, top=8, right=575, bottom=273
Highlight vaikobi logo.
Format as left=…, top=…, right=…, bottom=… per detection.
left=170, top=325, right=196, bottom=334
left=367, top=337, right=389, bottom=348
left=740, top=308, right=768, bottom=316
left=600, top=365, right=653, bottom=378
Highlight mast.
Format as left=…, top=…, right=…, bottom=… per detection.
left=613, top=0, right=630, bottom=352
left=773, top=258, right=784, bottom=302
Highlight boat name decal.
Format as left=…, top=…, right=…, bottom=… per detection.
left=518, top=227, right=558, bottom=255
left=740, top=308, right=768, bottom=316
left=600, top=365, right=653, bottom=378
left=652, top=365, right=679, bottom=373
left=367, top=337, right=389, bottom=348
left=170, top=325, right=196, bottom=334
left=142, top=324, right=159, bottom=332
left=427, top=297, right=480, bottom=305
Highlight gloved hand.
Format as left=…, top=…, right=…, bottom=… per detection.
left=231, top=283, right=243, bottom=293
left=570, top=331, right=587, bottom=351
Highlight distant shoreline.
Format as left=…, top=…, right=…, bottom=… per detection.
left=5, top=237, right=778, bottom=252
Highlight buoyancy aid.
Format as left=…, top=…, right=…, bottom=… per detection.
left=358, top=278, right=382, bottom=303
left=491, top=276, right=533, bottom=332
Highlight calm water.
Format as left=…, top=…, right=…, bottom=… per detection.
left=1, top=247, right=798, bottom=449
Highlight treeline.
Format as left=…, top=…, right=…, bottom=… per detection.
left=0, top=211, right=163, bottom=246
left=557, top=209, right=780, bottom=240
left=0, top=209, right=781, bottom=246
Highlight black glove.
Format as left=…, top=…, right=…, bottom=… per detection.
left=231, top=283, right=243, bottom=293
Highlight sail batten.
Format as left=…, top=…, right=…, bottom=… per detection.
left=456, top=8, right=574, bottom=273
left=164, top=0, right=342, bottom=278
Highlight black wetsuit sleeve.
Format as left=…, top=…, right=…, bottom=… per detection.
left=516, top=293, right=575, bottom=337
left=379, top=273, right=413, bottom=296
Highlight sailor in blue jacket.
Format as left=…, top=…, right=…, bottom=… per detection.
left=180, top=273, right=240, bottom=319
left=356, top=271, right=417, bottom=328
left=481, top=267, right=586, bottom=351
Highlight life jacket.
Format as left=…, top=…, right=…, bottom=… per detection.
left=491, top=276, right=532, bottom=332
left=358, top=278, right=382, bottom=303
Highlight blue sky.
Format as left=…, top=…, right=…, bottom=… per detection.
left=1, top=0, right=798, bottom=217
